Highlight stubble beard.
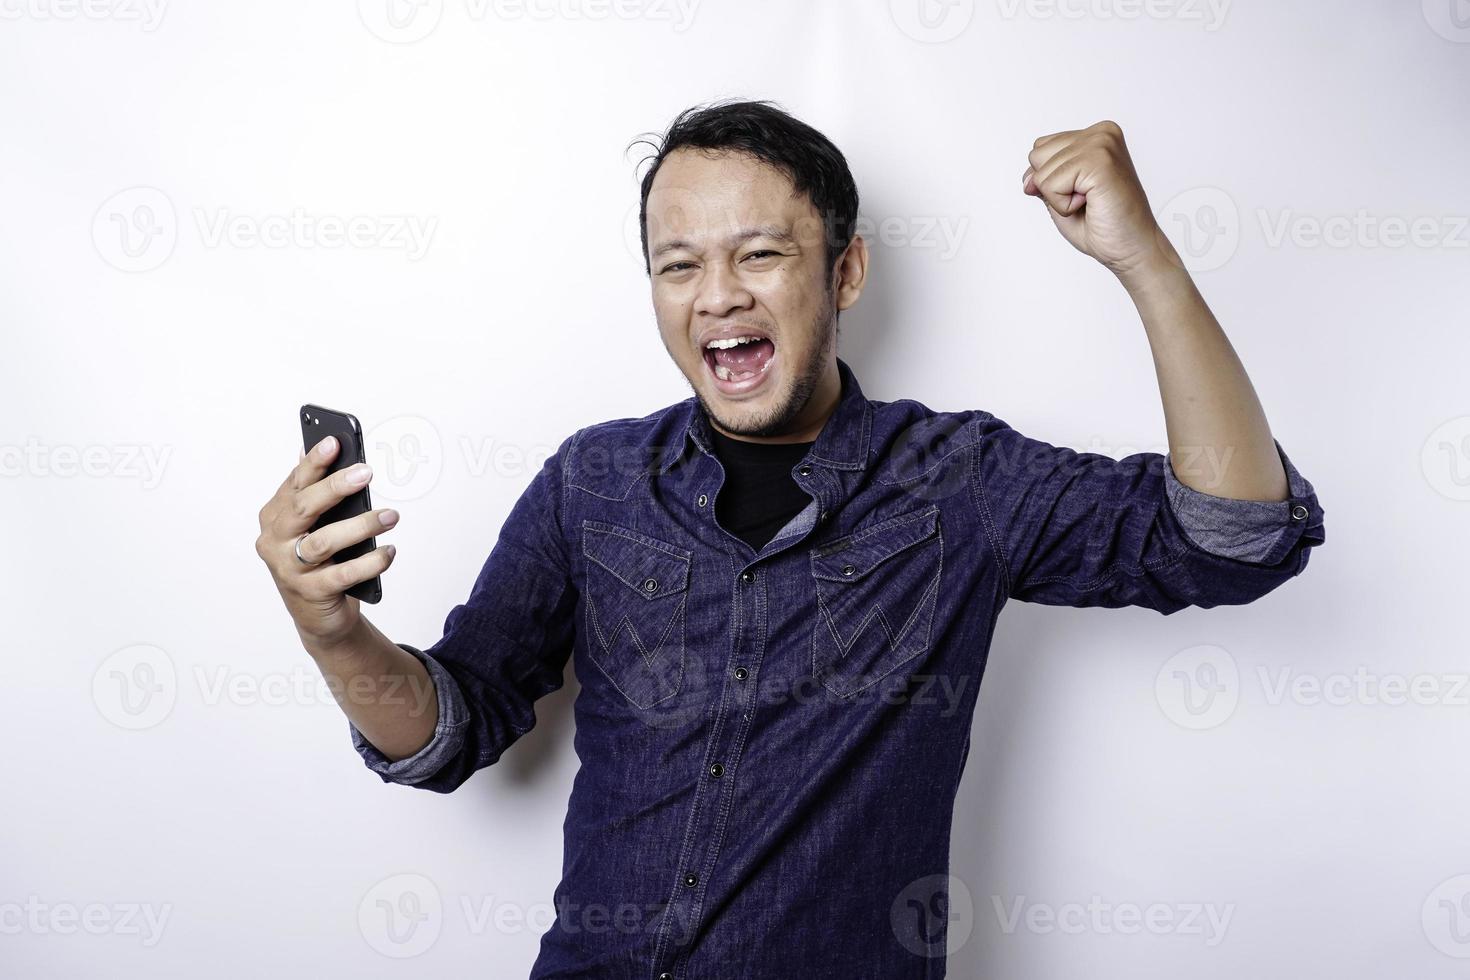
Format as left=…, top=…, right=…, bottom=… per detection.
left=695, top=286, right=837, bottom=440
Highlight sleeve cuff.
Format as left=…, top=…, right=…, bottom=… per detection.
left=349, top=642, right=470, bottom=785
left=1163, top=438, right=1321, bottom=566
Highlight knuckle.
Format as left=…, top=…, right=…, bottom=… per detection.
left=326, top=566, right=351, bottom=595
left=290, top=496, right=312, bottom=521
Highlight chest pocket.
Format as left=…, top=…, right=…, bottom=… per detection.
left=809, top=505, right=943, bottom=698
left=582, top=520, right=691, bottom=709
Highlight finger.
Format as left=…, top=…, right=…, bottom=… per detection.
left=269, top=434, right=340, bottom=513
left=291, top=434, right=340, bottom=492
left=298, top=543, right=397, bottom=601
left=1027, top=132, right=1077, bottom=174
left=296, top=508, right=399, bottom=566
left=281, top=461, right=374, bottom=536
left=1033, top=152, right=1089, bottom=217
left=1032, top=129, right=1080, bottom=150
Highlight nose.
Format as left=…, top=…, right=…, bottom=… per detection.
left=693, top=257, right=754, bottom=320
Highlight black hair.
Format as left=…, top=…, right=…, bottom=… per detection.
left=628, top=99, right=860, bottom=285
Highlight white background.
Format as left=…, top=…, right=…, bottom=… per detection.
left=4, top=1, right=1468, bottom=976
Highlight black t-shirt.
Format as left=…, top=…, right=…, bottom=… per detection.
left=706, top=425, right=815, bottom=553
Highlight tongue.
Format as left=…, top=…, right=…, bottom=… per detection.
left=712, top=338, right=774, bottom=376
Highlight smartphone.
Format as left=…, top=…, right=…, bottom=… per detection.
left=299, top=404, right=382, bottom=604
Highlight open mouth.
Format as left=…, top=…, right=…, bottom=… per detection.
left=701, top=333, right=777, bottom=396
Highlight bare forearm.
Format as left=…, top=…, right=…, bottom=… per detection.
left=300, top=615, right=440, bottom=762
left=1118, top=241, right=1288, bottom=501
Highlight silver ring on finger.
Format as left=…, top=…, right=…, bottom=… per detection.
left=295, top=532, right=323, bottom=566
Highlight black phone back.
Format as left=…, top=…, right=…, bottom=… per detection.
left=299, top=404, right=382, bottom=604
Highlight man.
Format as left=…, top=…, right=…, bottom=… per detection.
left=256, top=100, right=1324, bottom=978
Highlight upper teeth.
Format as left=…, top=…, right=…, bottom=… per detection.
left=706, top=336, right=762, bottom=349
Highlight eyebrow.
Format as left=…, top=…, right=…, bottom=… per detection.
left=651, top=225, right=797, bottom=259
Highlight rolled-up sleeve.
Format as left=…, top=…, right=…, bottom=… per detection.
left=1162, top=438, right=1319, bottom=565
left=349, top=642, right=471, bottom=785
left=970, top=412, right=1325, bottom=613
left=349, top=427, right=582, bottom=793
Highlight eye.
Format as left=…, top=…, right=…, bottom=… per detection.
left=659, top=261, right=695, bottom=274
left=744, top=250, right=779, bottom=261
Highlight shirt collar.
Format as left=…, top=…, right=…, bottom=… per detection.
left=656, top=355, right=873, bottom=474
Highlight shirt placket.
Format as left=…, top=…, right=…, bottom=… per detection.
left=648, top=461, right=832, bottom=980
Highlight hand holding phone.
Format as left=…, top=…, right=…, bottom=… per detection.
left=253, top=404, right=400, bottom=655
left=296, top=405, right=385, bottom=604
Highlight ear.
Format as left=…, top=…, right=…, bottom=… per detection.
left=832, top=235, right=868, bottom=312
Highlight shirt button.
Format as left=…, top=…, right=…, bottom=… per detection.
left=818, top=509, right=828, bottom=522
left=841, top=563, right=855, bottom=576
left=659, top=974, right=673, bottom=980
left=697, top=493, right=708, bottom=507
left=740, top=570, right=754, bottom=583
left=708, top=762, right=724, bottom=778
left=1290, top=504, right=1308, bottom=521
left=797, top=464, right=812, bottom=476
left=643, top=577, right=659, bottom=593
left=733, top=666, right=748, bottom=680
left=683, top=872, right=698, bottom=887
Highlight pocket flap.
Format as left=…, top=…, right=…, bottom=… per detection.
left=582, top=521, right=690, bottom=598
left=809, top=506, right=939, bottom=582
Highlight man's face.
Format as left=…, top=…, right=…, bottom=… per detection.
left=644, top=147, right=847, bottom=440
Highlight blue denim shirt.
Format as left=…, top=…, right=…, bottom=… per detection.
left=351, top=356, right=1325, bottom=978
